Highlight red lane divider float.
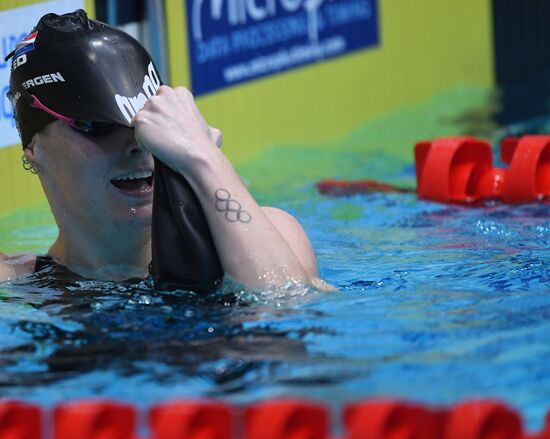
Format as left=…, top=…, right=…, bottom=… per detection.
left=0, top=400, right=41, bottom=438
left=316, top=135, right=550, bottom=204
left=344, top=400, right=444, bottom=439
left=54, top=400, right=136, bottom=439
left=1, top=398, right=549, bottom=438
left=150, top=400, right=232, bottom=439
left=246, top=399, right=329, bottom=439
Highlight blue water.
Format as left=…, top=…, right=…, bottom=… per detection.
left=1, top=184, right=549, bottom=432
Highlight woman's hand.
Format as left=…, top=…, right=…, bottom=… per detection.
left=132, top=85, right=222, bottom=173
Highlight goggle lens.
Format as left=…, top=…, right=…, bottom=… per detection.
left=21, top=90, right=121, bottom=137
left=71, top=121, right=118, bottom=136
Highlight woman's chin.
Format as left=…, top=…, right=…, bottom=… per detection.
left=118, top=203, right=153, bottom=227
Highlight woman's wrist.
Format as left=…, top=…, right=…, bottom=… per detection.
left=173, top=145, right=234, bottom=191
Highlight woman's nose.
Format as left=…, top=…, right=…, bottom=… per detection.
left=120, top=127, right=146, bottom=156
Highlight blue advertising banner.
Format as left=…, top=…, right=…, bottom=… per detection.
left=186, top=0, right=379, bottom=96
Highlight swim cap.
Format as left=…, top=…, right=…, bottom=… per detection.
left=7, top=9, right=161, bottom=147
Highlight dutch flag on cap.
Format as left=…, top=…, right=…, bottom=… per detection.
left=14, top=31, right=38, bottom=56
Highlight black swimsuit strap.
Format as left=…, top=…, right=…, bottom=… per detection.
left=33, top=255, right=82, bottom=281
left=34, top=255, right=56, bottom=273
left=33, top=255, right=149, bottom=286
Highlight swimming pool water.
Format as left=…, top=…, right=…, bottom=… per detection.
left=0, top=94, right=549, bottom=432
left=1, top=176, right=549, bottom=432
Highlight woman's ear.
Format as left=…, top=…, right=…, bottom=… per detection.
left=23, top=146, right=35, bottom=162
left=23, top=135, right=42, bottom=174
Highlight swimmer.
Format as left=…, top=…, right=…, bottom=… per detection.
left=0, top=10, right=326, bottom=291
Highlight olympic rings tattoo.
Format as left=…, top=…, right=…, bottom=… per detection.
left=21, top=155, right=38, bottom=174
left=214, top=189, right=251, bottom=223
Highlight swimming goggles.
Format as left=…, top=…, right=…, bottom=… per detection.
left=17, top=88, right=118, bottom=136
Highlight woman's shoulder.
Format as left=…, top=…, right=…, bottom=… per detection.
left=0, top=252, right=37, bottom=282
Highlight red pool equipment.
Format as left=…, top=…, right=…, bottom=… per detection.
left=245, top=399, right=329, bottom=439
left=316, top=135, right=550, bottom=204
left=54, top=400, right=136, bottom=439
left=414, top=136, right=502, bottom=203
left=150, top=400, right=232, bottom=439
left=0, top=400, right=41, bottom=439
left=343, top=400, right=443, bottom=439
left=500, top=135, right=550, bottom=203
left=415, top=135, right=550, bottom=204
left=1, top=398, right=549, bottom=439
left=444, top=400, right=523, bottom=439
left=316, top=179, right=414, bottom=196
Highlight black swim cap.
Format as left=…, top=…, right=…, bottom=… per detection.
left=7, top=9, right=162, bottom=147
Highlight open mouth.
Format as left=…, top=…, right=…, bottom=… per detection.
left=111, top=170, right=154, bottom=194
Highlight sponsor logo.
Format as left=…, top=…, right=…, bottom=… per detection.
left=21, top=72, right=65, bottom=89
left=115, top=62, right=161, bottom=124
left=11, top=53, right=27, bottom=71
left=14, top=31, right=37, bottom=57
left=191, top=0, right=328, bottom=42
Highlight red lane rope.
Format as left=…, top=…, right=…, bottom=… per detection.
left=1, top=398, right=548, bottom=438
left=316, top=178, right=415, bottom=196
left=316, top=135, right=550, bottom=204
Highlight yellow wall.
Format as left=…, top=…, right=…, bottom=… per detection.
left=167, top=0, right=495, bottom=164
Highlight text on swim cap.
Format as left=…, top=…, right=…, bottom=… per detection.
left=11, top=91, right=22, bottom=107
left=115, top=62, right=161, bottom=124
left=11, top=53, right=27, bottom=71
left=21, top=72, right=65, bottom=89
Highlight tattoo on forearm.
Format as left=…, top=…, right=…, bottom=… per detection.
left=215, top=189, right=252, bottom=223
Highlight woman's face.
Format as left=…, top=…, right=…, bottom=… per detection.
left=30, top=121, right=154, bottom=234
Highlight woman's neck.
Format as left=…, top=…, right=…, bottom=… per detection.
left=48, top=226, right=151, bottom=281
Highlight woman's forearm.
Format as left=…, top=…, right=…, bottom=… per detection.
left=178, top=149, right=310, bottom=288
left=132, top=85, right=314, bottom=288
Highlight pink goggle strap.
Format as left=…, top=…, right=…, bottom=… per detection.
left=28, top=94, right=77, bottom=128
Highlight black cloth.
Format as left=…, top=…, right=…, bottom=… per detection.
left=150, top=159, right=224, bottom=293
